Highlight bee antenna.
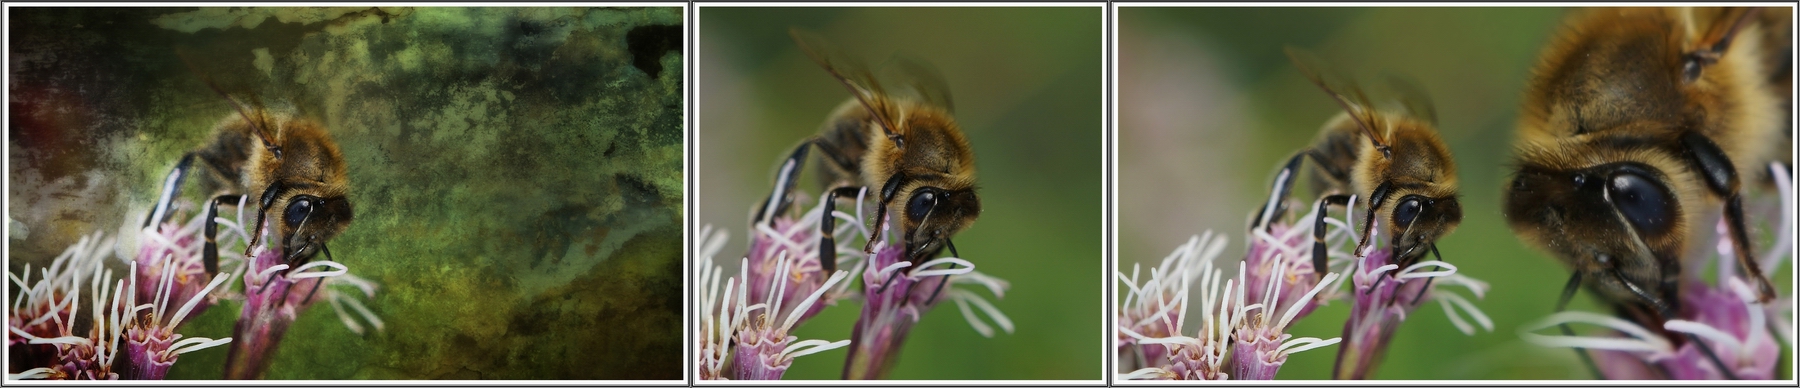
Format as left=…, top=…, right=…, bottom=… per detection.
left=175, top=46, right=282, bottom=160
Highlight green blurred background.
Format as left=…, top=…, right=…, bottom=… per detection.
left=1119, top=7, right=1794, bottom=380
left=10, top=7, right=683, bottom=379
left=698, top=6, right=1103, bottom=380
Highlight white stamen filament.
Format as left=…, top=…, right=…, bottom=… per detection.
left=779, top=338, right=851, bottom=361
left=1433, top=291, right=1493, bottom=335
left=1665, top=320, right=1746, bottom=360
left=950, top=288, right=1015, bottom=337
left=910, top=257, right=975, bottom=278
left=288, top=260, right=348, bottom=279
left=876, top=261, right=912, bottom=279
left=1120, top=367, right=1174, bottom=380
left=779, top=270, right=848, bottom=335
left=169, top=336, right=233, bottom=355
left=153, top=252, right=176, bottom=324
left=1435, top=274, right=1489, bottom=299
left=255, top=264, right=291, bottom=283
left=167, top=274, right=230, bottom=329
left=1276, top=336, right=1341, bottom=356
left=1364, top=264, right=1399, bottom=279
left=1277, top=272, right=1340, bottom=332
left=327, top=293, right=366, bottom=335
left=1119, top=325, right=1203, bottom=348
left=1520, top=311, right=1671, bottom=354
left=9, top=367, right=55, bottom=380
left=344, top=291, right=385, bottom=333
left=1397, top=260, right=1456, bottom=279
left=765, top=252, right=791, bottom=321
left=1760, top=162, right=1792, bottom=271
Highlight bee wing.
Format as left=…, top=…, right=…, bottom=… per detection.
left=176, top=46, right=281, bottom=157
left=790, top=27, right=904, bottom=142
left=1382, top=74, right=1439, bottom=126
left=1285, top=46, right=1390, bottom=149
left=877, top=53, right=955, bottom=113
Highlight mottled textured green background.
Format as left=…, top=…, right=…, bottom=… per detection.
left=1120, top=7, right=1793, bottom=380
left=9, top=7, right=682, bottom=379
left=699, top=6, right=1103, bottom=381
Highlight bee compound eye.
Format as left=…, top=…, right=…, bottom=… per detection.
left=906, top=190, right=937, bottom=221
left=1607, top=172, right=1675, bottom=235
left=1393, top=197, right=1423, bottom=227
left=284, top=198, right=313, bottom=226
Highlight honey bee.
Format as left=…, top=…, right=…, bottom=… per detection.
left=1254, top=48, right=1463, bottom=277
left=143, top=86, right=354, bottom=279
left=752, top=28, right=980, bottom=275
left=1501, top=7, right=1789, bottom=379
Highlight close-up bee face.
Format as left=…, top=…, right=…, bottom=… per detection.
left=1503, top=7, right=1790, bottom=317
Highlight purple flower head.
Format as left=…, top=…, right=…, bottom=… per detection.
left=746, top=218, right=835, bottom=325
left=8, top=230, right=232, bottom=381
left=1522, top=163, right=1792, bottom=380
left=9, top=232, right=110, bottom=372
left=1118, top=232, right=1226, bottom=378
left=201, top=195, right=378, bottom=380
left=1230, top=256, right=1344, bottom=380
left=842, top=212, right=1011, bottom=380
left=696, top=225, right=852, bottom=381
left=122, top=255, right=235, bottom=380
left=1332, top=215, right=1492, bottom=380
left=7, top=232, right=126, bottom=380
left=1118, top=229, right=1342, bottom=381
left=134, top=206, right=217, bottom=325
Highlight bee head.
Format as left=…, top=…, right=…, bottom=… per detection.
left=276, top=192, right=355, bottom=264
left=1504, top=157, right=1686, bottom=301
left=1384, top=192, right=1462, bottom=265
left=897, top=185, right=980, bottom=263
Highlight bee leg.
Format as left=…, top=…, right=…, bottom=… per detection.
left=1352, top=181, right=1396, bottom=257
left=245, top=180, right=290, bottom=256
left=145, top=153, right=198, bottom=229
left=818, top=186, right=865, bottom=273
left=864, top=172, right=909, bottom=254
left=1679, top=132, right=1777, bottom=301
left=1253, top=152, right=1307, bottom=231
left=754, top=141, right=813, bottom=225
left=1606, top=266, right=1740, bottom=380
left=1312, top=194, right=1352, bottom=275
left=202, top=194, right=245, bottom=277
left=1554, top=272, right=1604, bottom=379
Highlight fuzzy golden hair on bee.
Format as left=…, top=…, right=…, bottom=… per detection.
left=147, top=97, right=355, bottom=278
left=1503, top=10, right=1787, bottom=359
left=1262, top=47, right=1464, bottom=272
left=1519, top=8, right=1782, bottom=172
left=751, top=28, right=983, bottom=272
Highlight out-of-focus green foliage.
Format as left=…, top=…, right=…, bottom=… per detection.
left=700, top=6, right=1103, bottom=380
